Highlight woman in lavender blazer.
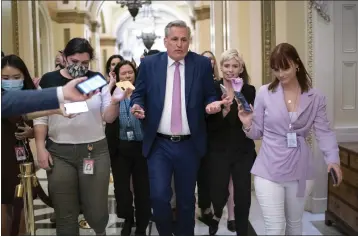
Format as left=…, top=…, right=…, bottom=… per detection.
left=238, top=43, right=343, bottom=235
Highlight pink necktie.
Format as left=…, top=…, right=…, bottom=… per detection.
left=171, top=62, right=182, bottom=134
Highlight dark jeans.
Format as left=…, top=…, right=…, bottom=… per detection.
left=47, top=139, right=110, bottom=235
left=110, top=140, right=151, bottom=231
left=208, top=150, right=255, bottom=235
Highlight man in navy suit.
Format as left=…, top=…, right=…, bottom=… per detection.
left=130, top=20, right=229, bottom=235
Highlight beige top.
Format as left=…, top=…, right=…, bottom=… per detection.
left=33, top=85, right=111, bottom=144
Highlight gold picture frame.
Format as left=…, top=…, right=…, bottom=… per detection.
left=261, top=0, right=276, bottom=85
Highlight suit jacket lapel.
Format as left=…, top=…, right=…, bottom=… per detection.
left=297, top=89, right=314, bottom=118
left=184, top=52, right=195, bottom=106
left=275, top=83, right=291, bottom=125
left=158, top=53, right=168, bottom=110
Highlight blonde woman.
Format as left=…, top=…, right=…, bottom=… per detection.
left=206, top=49, right=256, bottom=235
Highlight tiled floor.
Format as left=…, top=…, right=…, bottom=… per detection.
left=34, top=170, right=345, bottom=236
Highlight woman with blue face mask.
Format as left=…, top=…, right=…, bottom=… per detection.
left=1, top=54, right=38, bottom=235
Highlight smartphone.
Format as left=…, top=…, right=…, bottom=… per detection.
left=75, top=75, right=108, bottom=94
left=116, top=81, right=135, bottom=91
left=64, top=101, right=89, bottom=114
left=234, top=91, right=252, bottom=112
left=220, top=84, right=227, bottom=95
left=330, top=168, right=338, bottom=185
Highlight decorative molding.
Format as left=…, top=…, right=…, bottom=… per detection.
left=11, top=0, right=20, bottom=56
left=261, top=0, right=276, bottom=85
left=306, top=1, right=314, bottom=148
left=191, top=17, right=196, bottom=31
left=210, top=1, right=215, bottom=54
left=102, top=49, right=107, bottom=76
left=64, top=28, right=70, bottom=46
left=91, top=20, right=101, bottom=33
left=48, top=9, right=101, bottom=33
left=32, top=0, right=39, bottom=77
left=100, top=37, right=117, bottom=47
left=54, top=10, right=91, bottom=24
left=194, top=5, right=210, bottom=21
left=310, top=0, right=330, bottom=22
left=222, top=0, right=228, bottom=51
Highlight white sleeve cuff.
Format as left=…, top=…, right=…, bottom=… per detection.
left=33, top=116, right=49, bottom=126
left=57, top=87, right=64, bottom=104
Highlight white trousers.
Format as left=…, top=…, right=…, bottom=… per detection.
left=254, top=176, right=314, bottom=235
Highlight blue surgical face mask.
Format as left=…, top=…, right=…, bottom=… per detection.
left=1, top=79, right=24, bottom=91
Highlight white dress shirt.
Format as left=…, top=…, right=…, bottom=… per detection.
left=157, top=56, right=191, bottom=135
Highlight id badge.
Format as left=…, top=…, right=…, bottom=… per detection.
left=126, top=128, right=135, bottom=141
left=287, top=132, right=298, bottom=148
left=83, top=159, right=94, bottom=175
left=14, top=146, right=27, bottom=161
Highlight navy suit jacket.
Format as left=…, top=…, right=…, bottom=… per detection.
left=130, top=51, right=218, bottom=158
left=1, top=88, right=59, bottom=117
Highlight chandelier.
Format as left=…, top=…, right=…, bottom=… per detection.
left=137, top=32, right=161, bottom=50
left=116, top=0, right=152, bottom=21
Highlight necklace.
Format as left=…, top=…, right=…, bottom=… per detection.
left=288, top=100, right=292, bottom=104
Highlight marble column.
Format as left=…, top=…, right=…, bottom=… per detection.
left=17, top=1, right=36, bottom=76
left=90, top=21, right=101, bottom=72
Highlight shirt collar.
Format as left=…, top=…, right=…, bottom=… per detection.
left=167, top=56, right=184, bottom=68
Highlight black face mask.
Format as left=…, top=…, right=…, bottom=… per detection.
left=56, top=64, right=65, bottom=69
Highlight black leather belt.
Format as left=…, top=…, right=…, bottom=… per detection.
left=157, top=133, right=191, bottom=142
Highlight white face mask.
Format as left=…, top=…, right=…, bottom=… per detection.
left=1, top=78, right=24, bottom=91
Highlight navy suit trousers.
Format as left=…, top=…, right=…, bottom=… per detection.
left=147, top=136, right=200, bottom=236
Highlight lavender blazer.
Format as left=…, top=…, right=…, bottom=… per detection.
left=246, top=83, right=340, bottom=197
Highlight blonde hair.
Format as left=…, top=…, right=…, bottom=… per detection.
left=220, top=49, right=251, bottom=83
left=220, top=49, right=245, bottom=68
left=201, top=50, right=220, bottom=80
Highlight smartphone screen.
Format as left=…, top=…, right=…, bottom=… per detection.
left=64, top=101, right=89, bottom=114
left=76, top=75, right=107, bottom=94
left=234, top=91, right=252, bottom=112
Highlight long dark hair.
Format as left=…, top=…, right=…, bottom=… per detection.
left=1, top=55, right=36, bottom=90
left=269, top=43, right=312, bottom=92
left=201, top=50, right=220, bottom=80
left=113, top=60, right=137, bottom=82
left=106, top=54, right=124, bottom=75
left=239, top=65, right=250, bottom=85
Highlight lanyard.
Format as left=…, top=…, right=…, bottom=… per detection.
left=123, top=99, right=138, bottom=141
left=123, top=99, right=133, bottom=128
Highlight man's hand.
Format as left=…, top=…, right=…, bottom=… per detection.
left=62, top=77, right=98, bottom=102
left=206, top=96, right=232, bottom=114
left=131, top=104, right=145, bottom=119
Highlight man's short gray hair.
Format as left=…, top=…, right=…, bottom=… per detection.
left=164, top=20, right=191, bottom=38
